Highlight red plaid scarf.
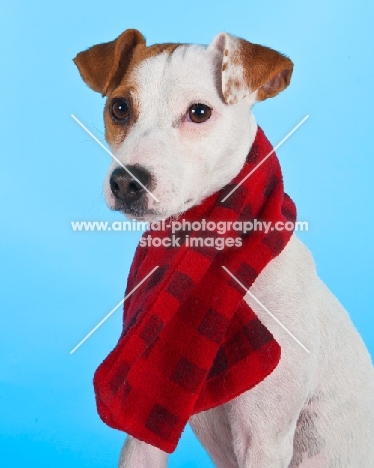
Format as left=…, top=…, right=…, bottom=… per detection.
left=94, top=127, right=296, bottom=452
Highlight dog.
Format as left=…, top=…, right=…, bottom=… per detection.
left=74, top=29, right=374, bottom=467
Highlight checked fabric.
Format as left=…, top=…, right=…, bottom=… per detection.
left=93, top=126, right=297, bottom=452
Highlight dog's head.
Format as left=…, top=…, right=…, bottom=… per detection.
left=74, top=29, right=293, bottom=221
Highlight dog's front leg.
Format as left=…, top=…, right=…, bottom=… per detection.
left=226, top=389, right=300, bottom=468
left=118, top=436, right=168, bottom=468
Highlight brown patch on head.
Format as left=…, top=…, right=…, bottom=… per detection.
left=73, top=29, right=146, bottom=96
left=74, top=29, right=182, bottom=96
left=237, top=41, right=293, bottom=101
left=131, top=42, right=180, bottom=64
left=104, top=42, right=181, bottom=146
left=73, top=29, right=183, bottom=147
left=209, top=32, right=293, bottom=104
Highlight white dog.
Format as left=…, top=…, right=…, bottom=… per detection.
left=74, top=29, right=374, bottom=467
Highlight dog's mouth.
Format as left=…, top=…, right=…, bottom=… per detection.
left=122, top=208, right=161, bottom=222
left=112, top=200, right=157, bottom=221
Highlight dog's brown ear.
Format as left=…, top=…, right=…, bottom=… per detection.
left=208, top=32, right=293, bottom=104
left=73, top=29, right=146, bottom=96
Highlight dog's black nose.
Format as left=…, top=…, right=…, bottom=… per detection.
left=110, top=165, right=151, bottom=204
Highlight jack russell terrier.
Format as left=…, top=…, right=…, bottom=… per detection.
left=74, top=29, right=374, bottom=468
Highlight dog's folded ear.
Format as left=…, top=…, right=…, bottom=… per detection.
left=208, top=33, right=293, bottom=105
left=73, top=29, right=146, bottom=97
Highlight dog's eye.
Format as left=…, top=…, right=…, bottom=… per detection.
left=188, top=103, right=212, bottom=123
left=111, top=99, right=130, bottom=123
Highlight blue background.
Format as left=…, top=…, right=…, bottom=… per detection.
left=1, top=1, right=373, bottom=467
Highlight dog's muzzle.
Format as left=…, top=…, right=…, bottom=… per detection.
left=110, top=165, right=152, bottom=213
